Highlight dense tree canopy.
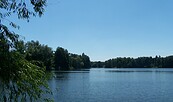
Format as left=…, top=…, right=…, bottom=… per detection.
left=54, top=47, right=70, bottom=70
left=0, top=39, right=53, bottom=101
left=54, top=47, right=91, bottom=70
left=81, top=53, right=91, bottom=68
left=69, top=53, right=83, bottom=69
left=25, top=40, right=54, bottom=70
left=91, top=56, right=173, bottom=68
left=69, top=53, right=91, bottom=69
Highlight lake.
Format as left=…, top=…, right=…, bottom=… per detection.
left=49, top=68, right=173, bottom=102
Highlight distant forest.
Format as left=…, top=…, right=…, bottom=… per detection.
left=17, top=40, right=173, bottom=70
left=91, top=56, right=173, bottom=68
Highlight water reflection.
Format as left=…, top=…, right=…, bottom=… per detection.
left=105, top=68, right=173, bottom=73
left=52, top=69, right=90, bottom=80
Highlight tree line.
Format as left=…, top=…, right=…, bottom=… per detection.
left=54, top=47, right=91, bottom=70
left=16, top=40, right=91, bottom=71
left=91, top=56, right=173, bottom=68
left=13, top=40, right=173, bottom=70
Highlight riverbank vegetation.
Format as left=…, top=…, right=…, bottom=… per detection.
left=15, top=40, right=91, bottom=71
left=14, top=39, right=173, bottom=69
left=91, top=56, right=173, bottom=68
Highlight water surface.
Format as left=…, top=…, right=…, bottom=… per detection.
left=49, top=68, right=173, bottom=102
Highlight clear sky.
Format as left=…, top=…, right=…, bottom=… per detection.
left=11, top=0, right=173, bottom=61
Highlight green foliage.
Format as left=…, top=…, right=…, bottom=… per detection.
left=81, top=53, right=91, bottom=68
left=54, top=47, right=91, bottom=70
left=0, top=24, right=19, bottom=50
left=163, top=56, right=173, bottom=68
left=0, top=0, right=46, bottom=22
left=0, top=0, right=54, bottom=101
left=91, top=61, right=105, bottom=68
left=55, top=47, right=70, bottom=70
left=0, top=26, right=53, bottom=101
left=91, top=56, right=173, bottom=68
left=14, top=40, right=25, bottom=54
left=0, top=46, right=52, bottom=102
left=69, top=53, right=84, bottom=69
left=25, top=40, right=54, bottom=70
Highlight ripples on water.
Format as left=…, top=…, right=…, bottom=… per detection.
left=49, top=68, right=173, bottom=102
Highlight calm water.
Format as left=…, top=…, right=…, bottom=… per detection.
left=49, top=68, right=173, bottom=102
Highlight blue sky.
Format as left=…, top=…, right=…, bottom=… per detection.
left=11, top=0, right=173, bottom=61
